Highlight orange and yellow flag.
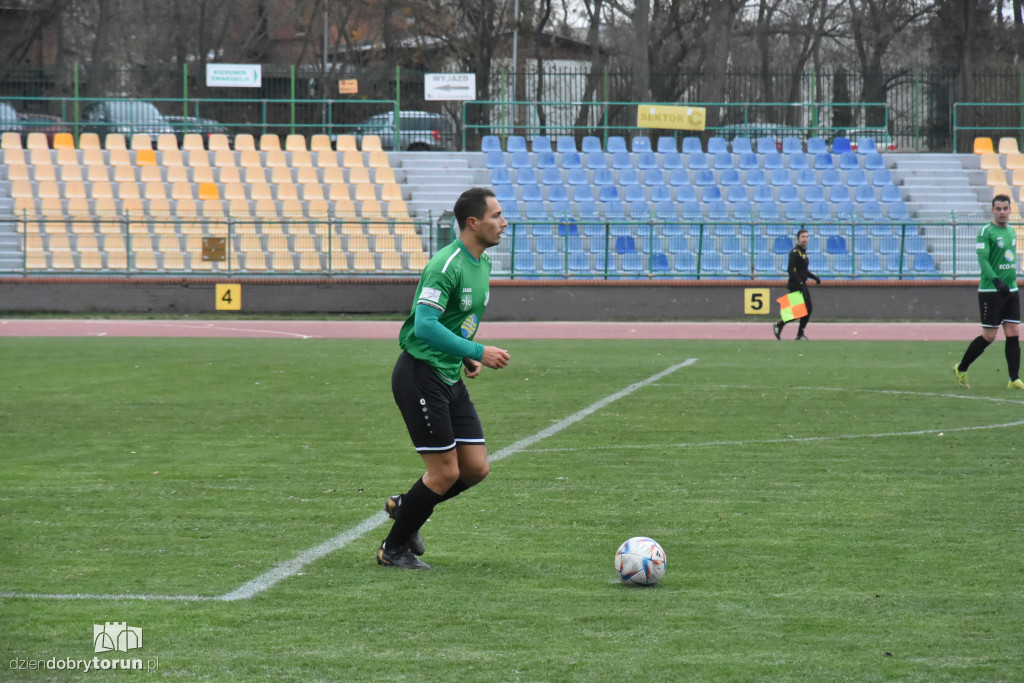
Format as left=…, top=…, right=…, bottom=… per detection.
left=777, top=291, right=808, bottom=321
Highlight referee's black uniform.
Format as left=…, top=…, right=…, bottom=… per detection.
left=773, top=240, right=819, bottom=340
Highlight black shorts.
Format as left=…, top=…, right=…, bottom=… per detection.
left=979, top=290, right=1021, bottom=328
left=391, top=351, right=484, bottom=454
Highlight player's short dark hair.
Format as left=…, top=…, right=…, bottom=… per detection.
left=796, top=228, right=809, bottom=238
left=454, top=187, right=496, bottom=231
left=992, top=193, right=1012, bottom=207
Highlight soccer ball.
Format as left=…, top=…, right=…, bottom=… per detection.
left=614, top=536, right=666, bottom=585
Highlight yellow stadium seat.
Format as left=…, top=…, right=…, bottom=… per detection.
left=296, top=166, right=319, bottom=185
left=285, top=134, right=307, bottom=152
left=191, top=166, right=215, bottom=184
left=239, top=150, right=261, bottom=170
left=1005, top=152, right=1024, bottom=170
left=342, top=150, right=364, bottom=168
left=290, top=149, right=313, bottom=168
left=270, top=166, right=293, bottom=184
left=999, top=137, right=1020, bottom=155
left=355, top=184, right=378, bottom=202
left=335, top=135, right=357, bottom=152
left=4, top=162, right=29, bottom=181
left=352, top=251, right=376, bottom=271
left=301, top=184, right=325, bottom=201
left=991, top=184, right=1014, bottom=202
left=144, top=181, right=167, bottom=200
left=139, top=165, right=163, bottom=183
left=29, top=148, right=53, bottom=167
left=112, top=164, right=136, bottom=183
left=131, top=133, right=153, bottom=150
left=157, top=133, right=178, bottom=151
left=986, top=169, right=1008, bottom=187
left=228, top=199, right=254, bottom=219
left=380, top=183, right=403, bottom=202
left=59, top=164, right=83, bottom=183
left=234, top=133, right=256, bottom=151
left=223, top=183, right=248, bottom=201
left=105, top=133, right=128, bottom=150
left=3, top=146, right=26, bottom=165
left=136, top=148, right=157, bottom=166
left=78, top=132, right=101, bottom=150
left=406, top=252, right=428, bottom=271
left=36, top=180, right=61, bottom=199
left=198, top=182, right=220, bottom=200
left=90, top=181, right=114, bottom=200
left=310, top=134, right=332, bottom=152
left=298, top=251, right=324, bottom=271
left=348, top=167, right=370, bottom=185
left=980, top=153, right=1002, bottom=171
left=244, top=166, right=268, bottom=185
left=187, top=150, right=211, bottom=167
left=367, top=150, right=390, bottom=169
left=65, top=182, right=88, bottom=201
left=373, top=167, right=396, bottom=185
left=333, top=198, right=357, bottom=217
left=360, top=135, right=383, bottom=152
left=207, top=134, right=230, bottom=151
left=182, top=133, right=205, bottom=152
left=264, top=149, right=287, bottom=168
left=157, top=149, right=183, bottom=168
left=275, top=184, right=299, bottom=201
left=315, top=151, right=339, bottom=168
left=260, top=134, right=281, bottom=151
left=2, top=131, right=23, bottom=149
left=217, top=166, right=241, bottom=184
left=322, top=166, right=345, bottom=185
left=974, top=137, right=994, bottom=154
left=328, top=184, right=351, bottom=202
left=53, top=132, right=75, bottom=150
left=32, top=164, right=56, bottom=183
left=26, top=132, right=48, bottom=150
left=1011, top=170, right=1024, bottom=186
left=254, top=198, right=279, bottom=218
left=249, top=183, right=273, bottom=201
left=171, top=182, right=194, bottom=201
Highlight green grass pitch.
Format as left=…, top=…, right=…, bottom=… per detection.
left=1, top=337, right=1022, bottom=681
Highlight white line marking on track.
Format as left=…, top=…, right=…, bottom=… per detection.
left=0, top=358, right=699, bottom=602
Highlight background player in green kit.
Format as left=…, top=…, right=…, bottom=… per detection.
left=953, top=194, right=1024, bottom=390
left=378, top=187, right=511, bottom=569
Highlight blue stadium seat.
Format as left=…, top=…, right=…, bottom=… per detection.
left=606, top=136, right=628, bottom=153
left=536, top=152, right=557, bottom=170
left=540, top=167, right=562, bottom=185
left=732, top=137, right=753, bottom=154
left=807, top=137, right=828, bottom=154
left=629, top=200, right=650, bottom=218
left=516, top=168, right=538, bottom=185
left=784, top=201, right=806, bottom=219
left=773, top=236, right=793, bottom=254
left=861, top=201, right=884, bottom=219
left=795, top=168, right=817, bottom=186
left=804, top=185, right=826, bottom=203
left=485, top=151, right=506, bottom=169
left=831, top=253, right=854, bottom=276
left=857, top=138, right=878, bottom=154
left=885, top=254, right=906, bottom=273
left=838, top=152, right=860, bottom=170
left=720, top=236, right=742, bottom=253
left=556, top=136, right=577, bottom=153
left=846, top=168, right=868, bottom=187
left=666, top=234, right=689, bottom=253
left=738, top=152, right=759, bottom=170
left=782, top=137, right=802, bottom=154
left=586, top=152, right=608, bottom=170
left=491, top=167, right=512, bottom=185
left=701, top=186, right=723, bottom=202
left=869, top=223, right=893, bottom=237
left=650, top=186, right=671, bottom=203
left=552, top=202, right=573, bottom=218
left=536, top=236, right=559, bottom=253
left=734, top=201, right=754, bottom=219
left=548, top=185, right=569, bottom=203
left=572, top=185, right=595, bottom=203
left=561, top=169, right=585, bottom=187
left=482, top=135, right=502, bottom=152
left=787, top=152, right=809, bottom=170
left=615, top=235, right=638, bottom=254
left=668, top=169, right=690, bottom=186
left=864, top=152, right=885, bottom=170
left=619, top=168, right=640, bottom=186
left=503, top=200, right=520, bottom=218
left=593, top=168, right=614, bottom=186
left=632, top=136, right=652, bottom=153
left=855, top=186, right=876, bottom=203
left=688, top=153, right=709, bottom=170
left=674, top=250, right=697, bottom=272
left=820, top=169, right=841, bottom=186
left=878, top=237, right=900, bottom=254
left=809, top=202, right=831, bottom=220
left=680, top=201, right=703, bottom=218
left=829, top=186, right=851, bottom=202
left=886, top=201, right=910, bottom=218
left=636, top=152, right=659, bottom=170
left=721, top=170, right=743, bottom=187
left=755, top=252, right=780, bottom=274
left=763, top=152, right=784, bottom=170
left=532, top=136, right=552, bottom=153
left=727, top=185, right=749, bottom=202
left=657, top=137, right=678, bottom=153
left=744, top=169, right=767, bottom=186
left=713, top=152, right=734, bottom=170
left=905, top=235, right=927, bottom=254
left=700, top=251, right=724, bottom=274
left=835, top=201, right=856, bottom=218
left=577, top=201, right=599, bottom=219
left=568, top=250, right=591, bottom=275
left=726, top=252, right=751, bottom=276
left=770, top=168, right=792, bottom=186
left=752, top=185, right=774, bottom=203
left=582, top=136, right=603, bottom=154
left=707, top=137, right=728, bottom=154
left=682, top=137, right=702, bottom=153
left=814, top=153, right=834, bottom=170
left=644, top=169, right=665, bottom=186
left=852, top=234, right=875, bottom=254
left=507, top=135, right=527, bottom=153
left=707, top=201, right=729, bottom=218
left=756, top=136, right=777, bottom=154
left=510, top=151, right=532, bottom=169
left=832, top=137, right=852, bottom=154
left=873, top=169, right=894, bottom=186
left=624, top=186, right=647, bottom=203
left=495, top=185, right=517, bottom=202
left=650, top=252, right=671, bottom=273
left=826, top=235, right=848, bottom=254
left=611, top=151, right=632, bottom=169
left=778, top=186, right=799, bottom=203
left=676, top=186, right=698, bottom=202
left=912, top=252, right=938, bottom=274
left=694, top=169, right=716, bottom=186
left=561, top=152, right=582, bottom=169
left=857, top=253, right=884, bottom=276
left=662, top=152, right=684, bottom=170
left=599, top=186, right=621, bottom=203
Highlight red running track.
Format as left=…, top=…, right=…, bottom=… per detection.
left=0, top=319, right=975, bottom=341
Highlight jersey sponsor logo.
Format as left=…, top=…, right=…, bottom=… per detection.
left=420, top=287, right=442, bottom=304
left=976, top=242, right=986, bottom=251
left=1005, top=249, right=1015, bottom=263
left=460, top=314, right=478, bottom=338
left=460, top=292, right=473, bottom=311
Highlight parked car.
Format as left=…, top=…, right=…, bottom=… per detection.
left=80, top=99, right=174, bottom=142
left=164, top=115, right=233, bottom=148
left=352, top=110, right=456, bottom=151
left=17, top=113, right=71, bottom=146
left=839, top=127, right=898, bottom=152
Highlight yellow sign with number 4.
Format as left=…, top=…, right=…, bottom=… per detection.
left=216, top=284, right=241, bottom=311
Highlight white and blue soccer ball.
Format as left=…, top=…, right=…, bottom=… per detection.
left=614, top=536, right=666, bottom=585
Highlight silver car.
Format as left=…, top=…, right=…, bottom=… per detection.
left=353, top=111, right=455, bottom=151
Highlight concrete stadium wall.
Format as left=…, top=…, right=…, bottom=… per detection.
left=0, top=277, right=981, bottom=321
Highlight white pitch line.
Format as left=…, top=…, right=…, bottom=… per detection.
left=1, top=358, right=698, bottom=603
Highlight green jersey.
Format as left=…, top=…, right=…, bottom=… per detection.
left=399, top=238, right=492, bottom=384
left=976, top=222, right=1018, bottom=293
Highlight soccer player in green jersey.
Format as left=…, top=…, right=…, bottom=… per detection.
left=377, top=187, right=511, bottom=569
left=953, top=194, right=1023, bottom=390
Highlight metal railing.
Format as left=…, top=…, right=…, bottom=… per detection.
left=953, top=102, right=1024, bottom=152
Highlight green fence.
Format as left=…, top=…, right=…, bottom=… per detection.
left=953, top=102, right=1024, bottom=151
left=4, top=212, right=994, bottom=281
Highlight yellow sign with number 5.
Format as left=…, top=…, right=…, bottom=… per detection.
left=744, top=288, right=770, bottom=315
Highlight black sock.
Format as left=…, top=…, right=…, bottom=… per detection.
left=1006, top=336, right=1020, bottom=381
left=440, top=478, right=471, bottom=502
left=797, top=316, right=809, bottom=335
left=776, top=320, right=786, bottom=329
left=384, top=478, right=443, bottom=550
left=959, top=335, right=992, bottom=371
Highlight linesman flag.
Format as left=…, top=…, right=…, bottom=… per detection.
left=776, top=291, right=808, bottom=321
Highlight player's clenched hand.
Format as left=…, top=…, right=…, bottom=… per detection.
left=481, top=346, right=510, bottom=370
left=995, top=280, right=1011, bottom=296
left=463, top=358, right=482, bottom=378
